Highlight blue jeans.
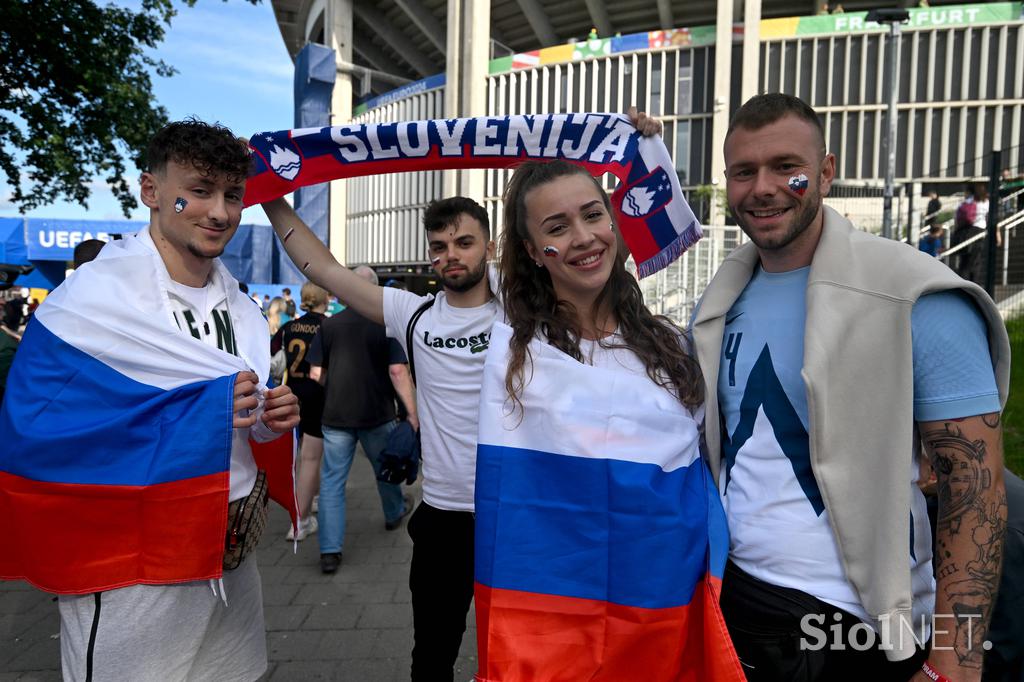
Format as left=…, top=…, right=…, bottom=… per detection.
left=318, top=421, right=403, bottom=554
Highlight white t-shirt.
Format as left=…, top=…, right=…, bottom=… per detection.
left=140, top=228, right=272, bottom=502
left=973, top=198, right=990, bottom=228
left=383, top=287, right=500, bottom=511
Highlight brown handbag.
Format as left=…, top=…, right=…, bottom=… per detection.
left=222, top=469, right=269, bottom=570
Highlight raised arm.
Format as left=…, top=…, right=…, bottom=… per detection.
left=917, top=413, right=1007, bottom=681
left=261, top=198, right=385, bottom=325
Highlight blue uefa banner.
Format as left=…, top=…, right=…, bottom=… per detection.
left=25, top=219, right=147, bottom=262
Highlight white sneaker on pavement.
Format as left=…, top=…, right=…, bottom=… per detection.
left=285, top=515, right=318, bottom=541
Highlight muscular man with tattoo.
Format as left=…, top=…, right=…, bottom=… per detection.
left=688, top=94, right=1010, bottom=681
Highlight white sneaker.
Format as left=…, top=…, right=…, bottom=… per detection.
left=285, top=515, right=318, bottom=541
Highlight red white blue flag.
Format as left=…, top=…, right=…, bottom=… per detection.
left=474, top=322, right=744, bottom=681
left=0, top=233, right=295, bottom=594
left=243, top=113, right=701, bottom=278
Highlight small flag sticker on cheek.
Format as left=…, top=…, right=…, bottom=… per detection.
left=174, top=197, right=188, bottom=213
left=543, top=246, right=560, bottom=257
left=431, top=257, right=441, bottom=265
left=788, top=174, right=809, bottom=195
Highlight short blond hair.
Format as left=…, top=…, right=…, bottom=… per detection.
left=300, top=281, right=329, bottom=311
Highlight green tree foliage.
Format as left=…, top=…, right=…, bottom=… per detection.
left=0, top=0, right=254, bottom=217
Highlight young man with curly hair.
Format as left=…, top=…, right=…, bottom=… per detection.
left=8, top=120, right=301, bottom=681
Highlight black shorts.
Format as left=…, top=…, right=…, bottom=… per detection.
left=290, top=383, right=324, bottom=439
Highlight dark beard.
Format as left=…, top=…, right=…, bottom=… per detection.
left=735, top=186, right=821, bottom=252
left=442, top=258, right=487, bottom=293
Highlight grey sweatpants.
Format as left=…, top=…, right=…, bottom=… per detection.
left=58, top=558, right=266, bottom=682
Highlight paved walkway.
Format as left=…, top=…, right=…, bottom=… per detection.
left=1, top=453, right=478, bottom=681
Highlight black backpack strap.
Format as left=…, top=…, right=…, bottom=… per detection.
left=404, top=297, right=435, bottom=386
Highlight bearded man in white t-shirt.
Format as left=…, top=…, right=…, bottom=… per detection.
left=263, top=195, right=499, bottom=682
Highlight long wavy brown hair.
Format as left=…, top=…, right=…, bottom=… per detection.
left=499, top=160, right=703, bottom=411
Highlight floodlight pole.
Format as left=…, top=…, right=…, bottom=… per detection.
left=873, top=10, right=909, bottom=240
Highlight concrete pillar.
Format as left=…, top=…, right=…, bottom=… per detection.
left=459, top=0, right=490, bottom=201
left=442, top=0, right=462, bottom=200
left=443, top=0, right=490, bottom=201
left=741, top=0, right=761, bottom=104
left=709, top=0, right=734, bottom=226
left=325, top=0, right=353, bottom=264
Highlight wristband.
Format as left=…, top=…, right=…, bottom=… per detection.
left=921, top=661, right=953, bottom=682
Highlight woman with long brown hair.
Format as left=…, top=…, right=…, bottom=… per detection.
left=474, top=159, right=742, bottom=681
left=499, top=160, right=703, bottom=410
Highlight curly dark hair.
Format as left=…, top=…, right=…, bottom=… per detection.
left=499, top=160, right=704, bottom=411
left=146, top=118, right=250, bottom=180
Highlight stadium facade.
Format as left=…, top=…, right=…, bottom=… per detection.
left=271, top=1, right=1024, bottom=315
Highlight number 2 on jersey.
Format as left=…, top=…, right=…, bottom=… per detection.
left=288, top=338, right=307, bottom=379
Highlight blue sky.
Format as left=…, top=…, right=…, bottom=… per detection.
left=0, top=0, right=296, bottom=224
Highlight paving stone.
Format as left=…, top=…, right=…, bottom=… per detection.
left=302, top=603, right=363, bottom=630
left=5, top=638, right=60, bottom=672
left=13, top=672, right=61, bottom=682
left=267, top=660, right=340, bottom=680
left=264, top=604, right=312, bottom=632
left=0, top=593, right=54, bottom=617
left=370, top=628, right=414, bottom=658
left=330, top=657, right=402, bottom=682
left=363, top=546, right=413, bottom=565
left=460, top=627, right=479, bottom=657
left=261, top=582, right=301, bottom=607
left=348, top=531, right=405, bottom=548
left=455, top=655, right=480, bottom=680
left=0, top=604, right=52, bottom=640
left=267, top=630, right=324, bottom=661
left=356, top=603, right=413, bottom=630
left=316, top=628, right=380, bottom=659
left=257, top=565, right=293, bottom=587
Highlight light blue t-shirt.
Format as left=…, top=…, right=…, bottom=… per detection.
left=716, top=265, right=999, bottom=625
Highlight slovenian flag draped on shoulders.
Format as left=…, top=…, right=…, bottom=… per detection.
left=474, top=322, right=744, bottom=682
left=0, top=232, right=293, bottom=594
left=243, top=113, right=701, bottom=278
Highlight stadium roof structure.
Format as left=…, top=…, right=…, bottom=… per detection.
left=270, top=0, right=978, bottom=89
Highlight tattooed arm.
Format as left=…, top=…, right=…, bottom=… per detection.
left=916, top=413, right=1007, bottom=682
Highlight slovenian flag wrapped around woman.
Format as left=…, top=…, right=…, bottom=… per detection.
left=474, top=322, right=744, bottom=681
left=0, top=233, right=295, bottom=594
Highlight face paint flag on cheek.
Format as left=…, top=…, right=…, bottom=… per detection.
left=431, top=257, right=441, bottom=266
left=174, top=197, right=188, bottom=213
left=243, top=113, right=702, bottom=278
left=543, top=246, right=560, bottom=257
left=788, top=174, right=809, bottom=195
